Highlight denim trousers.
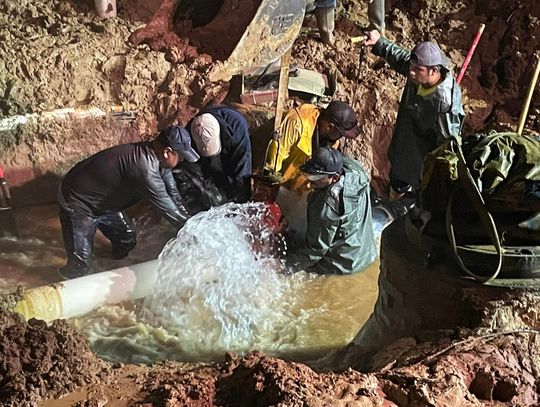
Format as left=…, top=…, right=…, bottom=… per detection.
left=59, top=206, right=136, bottom=276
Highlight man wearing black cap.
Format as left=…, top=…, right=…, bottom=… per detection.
left=57, top=126, right=199, bottom=279
left=264, top=100, right=361, bottom=191
left=365, top=30, right=465, bottom=202
left=286, top=146, right=377, bottom=275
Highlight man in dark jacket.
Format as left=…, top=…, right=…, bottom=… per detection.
left=365, top=30, right=465, bottom=200
left=58, top=126, right=199, bottom=279
left=287, top=147, right=377, bottom=275
left=186, top=105, right=252, bottom=204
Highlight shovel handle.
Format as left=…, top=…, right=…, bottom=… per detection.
left=517, top=52, right=540, bottom=136
left=456, top=23, right=485, bottom=85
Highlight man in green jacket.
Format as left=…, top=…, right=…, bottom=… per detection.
left=365, top=31, right=465, bottom=200
left=287, top=146, right=377, bottom=275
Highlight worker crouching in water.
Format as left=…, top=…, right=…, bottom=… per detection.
left=264, top=100, right=361, bottom=244
left=286, top=147, right=377, bottom=275
left=57, top=127, right=199, bottom=279
left=174, top=106, right=252, bottom=214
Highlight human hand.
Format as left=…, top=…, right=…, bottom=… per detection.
left=364, top=30, right=381, bottom=46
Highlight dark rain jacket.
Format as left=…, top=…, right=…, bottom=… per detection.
left=288, top=157, right=377, bottom=275
left=188, top=106, right=252, bottom=203
left=372, top=37, right=465, bottom=187
left=60, top=141, right=189, bottom=227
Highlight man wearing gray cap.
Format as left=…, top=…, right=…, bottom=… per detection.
left=365, top=31, right=465, bottom=203
left=57, top=126, right=199, bottom=279
left=286, top=146, right=377, bottom=275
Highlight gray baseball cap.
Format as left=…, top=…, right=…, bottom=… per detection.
left=411, top=41, right=450, bottom=67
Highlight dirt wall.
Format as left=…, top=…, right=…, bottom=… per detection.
left=2, top=0, right=540, bottom=200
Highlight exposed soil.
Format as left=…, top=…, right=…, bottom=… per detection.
left=0, top=305, right=536, bottom=406
left=1, top=0, right=539, bottom=197
left=0, top=309, right=109, bottom=406
left=1, top=0, right=540, bottom=406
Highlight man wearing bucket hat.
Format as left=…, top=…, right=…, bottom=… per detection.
left=286, top=146, right=377, bottom=275
left=364, top=31, right=465, bottom=204
left=57, top=126, right=199, bottom=279
left=264, top=100, right=361, bottom=191
left=181, top=105, right=252, bottom=208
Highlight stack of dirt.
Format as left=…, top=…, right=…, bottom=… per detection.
left=2, top=0, right=540, bottom=199
left=31, top=327, right=538, bottom=406
left=0, top=308, right=110, bottom=406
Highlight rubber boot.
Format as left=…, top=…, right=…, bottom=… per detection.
left=305, top=0, right=316, bottom=14
left=315, top=7, right=335, bottom=46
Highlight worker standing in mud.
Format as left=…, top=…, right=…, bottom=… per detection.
left=286, top=147, right=376, bottom=274
left=364, top=30, right=465, bottom=205
left=57, top=127, right=199, bottom=279
left=181, top=105, right=252, bottom=207
left=310, top=0, right=385, bottom=45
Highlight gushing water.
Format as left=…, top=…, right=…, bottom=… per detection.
left=1, top=202, right=384, bottom=363
left=133, top=202, right=316, bottom=359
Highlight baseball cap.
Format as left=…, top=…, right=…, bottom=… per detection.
left=190, top=113, right=221, bottom=157
left=300, top=146, right=343, bottom=175
left=411, top=41, right=450, bottom=67
left=321, top=101, right=361, bottom=139
left=157, top=126, right=200, bottom=163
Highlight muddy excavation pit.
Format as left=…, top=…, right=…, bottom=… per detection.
left=1, top=0, right=540, bottom=405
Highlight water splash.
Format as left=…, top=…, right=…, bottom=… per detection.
left=73, top=202, right=388, bottom=363
left=138, top=202, right=317, bottom=359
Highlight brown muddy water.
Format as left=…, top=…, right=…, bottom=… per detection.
left=0, top=203, right=382, bottom=363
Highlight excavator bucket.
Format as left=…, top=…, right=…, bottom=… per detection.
left=174, top=0, right=306, bottom=81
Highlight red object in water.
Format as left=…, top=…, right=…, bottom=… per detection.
left=262, top=202, right=283, bottom=233
left=456, top=24, right=486, bottom=85
left=0, top=166, right=4, bottom=178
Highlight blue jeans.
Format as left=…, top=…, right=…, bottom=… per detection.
left=59, top=206, right=136, bottom=277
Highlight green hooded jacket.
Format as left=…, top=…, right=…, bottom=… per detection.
left=289, top=157, right=377, bottom=275
left=372, top=37, right=465, bottom=187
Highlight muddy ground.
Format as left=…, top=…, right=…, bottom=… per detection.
left=1, top=0, right=540, bottom=405
left=1, top=307, right=538, bottom=406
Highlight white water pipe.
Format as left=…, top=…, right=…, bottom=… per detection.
left=0, top=105, right=132, bottom=132
left=13, top=259, right=159, bottom=323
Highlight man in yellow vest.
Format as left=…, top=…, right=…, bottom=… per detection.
left=262, top=100, right=361, bottom=244
left=264, top=100, right=361, bottom=191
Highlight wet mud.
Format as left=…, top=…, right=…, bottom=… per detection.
left=1, top=0, right=540, bottom=405
left=0, top=309, right=109, bottom=406
left=1, top=305, right=536, bottom=406
left=2, top=0, right=540, bottom=197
